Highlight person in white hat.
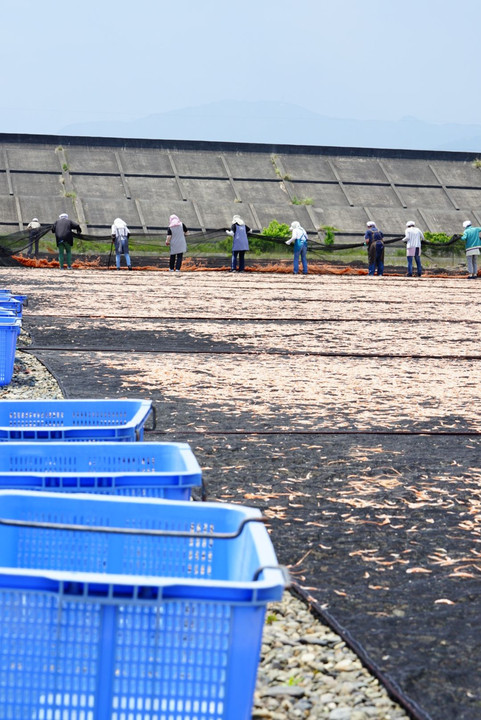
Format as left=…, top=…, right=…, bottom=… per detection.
left=364, top=221, right=384, bottom=276
left=285, top=220, right=308, bottom=274
left=460, top=220, right=481, bottom=278
left=111, top=218, right=132, bottom=271
left=26, top=217, right=41, bottom=258
left=166, top=214, right=188, bottom=272
left=226, top=215, right=251, bottom=272
left=402, top=221, right=424, bottom=277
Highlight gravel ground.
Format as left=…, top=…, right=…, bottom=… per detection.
left=0, top=330, right=62, bottom=400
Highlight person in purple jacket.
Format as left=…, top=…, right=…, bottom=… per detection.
left=226, top=215, right=250, bottom=272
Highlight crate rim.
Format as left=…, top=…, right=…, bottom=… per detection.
left=0, top=398, right=152, bottom=423
left=0, top=472, right=201, bottom=488
left=0, top=397, right=151, bottom=405
left=0, top=439, right=190, bottom=451
left=0, top=487, right=251, bottom=511
left=0, top=565, right=285, bottom=590
left=0, top=566, right=286, bottom=605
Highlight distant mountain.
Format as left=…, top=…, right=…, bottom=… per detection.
left=59, top=101, right=481, bottom=153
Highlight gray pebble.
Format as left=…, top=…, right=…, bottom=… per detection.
left=261, top=686, right=305, bottom=698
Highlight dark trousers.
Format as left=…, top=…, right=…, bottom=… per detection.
left=169, top=253, right=183, bottom=270
left=231, top=250, right=246, bottom=271
left=58, top=242, right=72, bottom=269
left=368, top=242, right=384, bottom=275
left=28, top=231, right=39, bottom=257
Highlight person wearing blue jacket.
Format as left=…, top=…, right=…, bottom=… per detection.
left=461, top=220, right=481, bottom=278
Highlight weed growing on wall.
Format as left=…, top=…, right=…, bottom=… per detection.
left=292, top=196, right=313, bottom=205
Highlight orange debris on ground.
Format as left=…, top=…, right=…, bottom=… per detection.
left=12, top=254, right=466, bottom=277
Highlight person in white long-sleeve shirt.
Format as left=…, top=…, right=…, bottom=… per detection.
left=402, top=221, right=424, bottom=277
left=111, top=218, right=132, bottom=270
left=285, top=221, right=308, bottom=275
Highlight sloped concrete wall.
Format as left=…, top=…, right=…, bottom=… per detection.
left=0, top=134, right=479, bottom=241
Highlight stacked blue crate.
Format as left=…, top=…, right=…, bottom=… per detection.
left=0, top=399, right=204, bottom=500
left=0, top=398, right=155, bottom=441
left=0, top=439, right=202, bottom=500
left=0, top=490, right=287, bottom=720
left=0, top=288, right=24, bottom=385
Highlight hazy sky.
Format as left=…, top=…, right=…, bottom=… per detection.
left=1, top=0, right=480, bottom=137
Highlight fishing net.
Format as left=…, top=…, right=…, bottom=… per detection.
left=0, top=225, right=464, bottom=268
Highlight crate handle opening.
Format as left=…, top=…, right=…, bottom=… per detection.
left=253, top=564, right=291, bottom=586
left=143, top=405, right=157, bottom=434
left=0, top=514, right=266, bottom=539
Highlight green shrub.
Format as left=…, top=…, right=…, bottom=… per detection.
left=424, top=231, right=463, bottom=256
left=246, top=220, right=291, bottom=255
left=261, top=220, right=291, bottom=238
left=320, top=225, right=339, bottom=246
left=424, top=232, right=452, bottom=244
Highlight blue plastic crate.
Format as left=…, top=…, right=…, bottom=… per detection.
left=0, top=317, right=21, bottom=386
left=0, top=440, right=202, bottom=499
left=0, top=398, right=154, bottom=441
left=11, top=293, right=27, bottom=306
left=0, top=292, right=27, bottom=307
left=0, top=491, right=286, bottom=720
left=0, top=298, right=22, bottom=316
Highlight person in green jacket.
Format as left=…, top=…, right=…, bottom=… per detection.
left=461, top=220, right=481, bottom=279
